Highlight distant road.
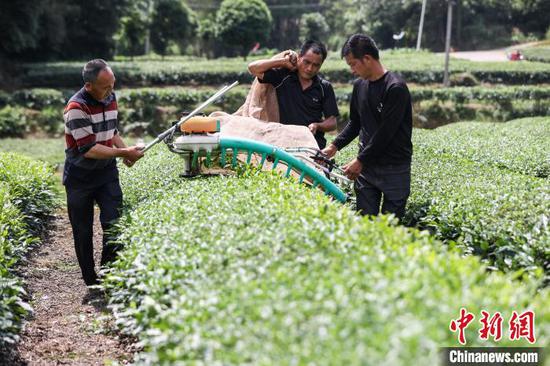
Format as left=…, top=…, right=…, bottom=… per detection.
left=447, top=42, right=541, bottom=62
left=451, top=49, right=508, bottom=62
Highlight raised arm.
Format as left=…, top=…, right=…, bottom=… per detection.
left=247, top=50, right=297, bottom=80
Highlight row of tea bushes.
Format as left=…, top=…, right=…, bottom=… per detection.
left=336, top=86, right=550, bottom=128
left=334, top=85, right=550, bottom=104
left=19, top=51, right=550, bottom=87
left=523, top=46, right=550, bottom=63
left=5, top=85, right=550, bottom=111
left=0, top=87, right=248, bottom=137
left=413, top=117, right=549, bottom=178
left=335, top=117, right=549, bottom=277
left=0, top=153, right=57, bottom=344
left=2, top=85, right=549, bottom=137
left=337, top=98, right=550, bottom=130
left=101, top=148, right=549, bottom=364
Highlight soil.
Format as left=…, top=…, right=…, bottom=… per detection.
left=0, top=210, right=138, bottom=366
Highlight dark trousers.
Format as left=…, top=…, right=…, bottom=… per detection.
left=355, top=163, right=411, bottom=219
left=66, top=179, right=123, bottom=285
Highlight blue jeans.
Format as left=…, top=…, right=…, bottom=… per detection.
left=354, top=163, right=411, bottom=219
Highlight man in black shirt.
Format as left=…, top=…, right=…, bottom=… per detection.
left=247, top=40, right=339, bottom=149
left=322, top=34, right=413, bottom=219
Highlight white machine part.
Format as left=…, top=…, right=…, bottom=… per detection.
left=172, top=133, right=220, bottom=153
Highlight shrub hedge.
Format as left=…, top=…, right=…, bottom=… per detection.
left=101, top=148, right=549, bottom=364
left=413, top=118, right=549, bottom=178
left=523, top=47, right=550, bottom=63
left=335, top=117, right=550, bottom=278
left=6, top=85, right=548, bottom=110
left=0, top=152, right=58, bottom=344
left=19, top=51, right=550, bottom=87
left=1, top=86, right=549, bottom=137
left=337, top=86, right=550, bottom=129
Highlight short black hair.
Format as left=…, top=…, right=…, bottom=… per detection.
left=82, top=59, right=109, bottom=83
left=300, top=40, right=327, bottom=61
left=341, top=34, right=380, bottom=60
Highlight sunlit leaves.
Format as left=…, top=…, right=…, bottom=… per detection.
left=102, top=144, right=549, bottom=364
left=0, top=153, right=58, bottom=345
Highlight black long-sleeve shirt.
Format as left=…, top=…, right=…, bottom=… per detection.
left=332, top=71, right=412, bottom=166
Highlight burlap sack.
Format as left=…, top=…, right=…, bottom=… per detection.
left=210, top=72, right=318, bottom=149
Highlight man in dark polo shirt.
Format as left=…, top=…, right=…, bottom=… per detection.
left=322, top=34, right=413, bottom=219
left=63, top=59, right=143, bottom=286
left=247, top=40, right=339, bottom=149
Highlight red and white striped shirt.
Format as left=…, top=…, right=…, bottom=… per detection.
left=63, top=87, right=119, bottom=185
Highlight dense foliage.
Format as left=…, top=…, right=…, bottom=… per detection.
left=2, top=84, right=549, bottom=137
left=216, top=0, right=273, bottom=58
left=299, top=12, right=330, bottom=44
left=100, top=146, right=549, bottom=364
left=0, top=0, right=128, bottom=62
left=0, top=139, right=66, bottom=167
left=523, top=46, right=550, bottom=63
left=345, top=0, right=549, bottom=51
left=2, top=0, right=549, bottom=63
left=337, top=85, right=550, bottom=128
left=0, top=153, right=57, bottom=344
left=336, top=117, right=549, bottom=279
left=18, top=51, right=550, bottom=88
left=150, top=0, right=196, bottom=57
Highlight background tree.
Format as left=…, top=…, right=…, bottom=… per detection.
left=216, top=0, right=273, bottom=58
left=510, top=0, right=550, bottom=38
left=60, top=0, right=128, bottom=59
left=299, top=12, right=330, bottom=44
left=264, top=0, right=323, bottom=51
left=319, top=0, right=354, bottom=51
left=0, top=0, right=46, bottom=57
left=197, top=17, right=220, bottom=58
left=115, top=1, right=151, bottom=58
left=150, top=0, right=197, bottom=57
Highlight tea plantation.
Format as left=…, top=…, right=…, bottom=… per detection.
left=336, top=117, right=549, bottom=278
left=95, top=117, right=550, bottom=364
left=19, top=50, right=550, bottom=87
left=2, top=85, right=550, bottom=138
left=1, top=51, right=549, bottom=362
left=0, top=153, right=58, bottom=344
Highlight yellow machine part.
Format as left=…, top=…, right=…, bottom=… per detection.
left=180, top=116, right=220, bottom=133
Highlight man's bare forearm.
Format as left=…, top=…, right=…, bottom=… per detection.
left=248, top=58, right=288, bottom=79
left=112, top=134, right=126, bottom=148
left=248, top=50, right=297, bottom=79
left=83, top=142, right=145, bottom=162
left=315, top=116, right=337, bottom=132
left=83, top=144, right=128, bottom=160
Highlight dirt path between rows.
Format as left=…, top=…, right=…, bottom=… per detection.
left=3, top=209, right=137, bottom=365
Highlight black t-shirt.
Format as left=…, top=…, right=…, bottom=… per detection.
left=332, top=71, right=412, bottom=165
left=259, top=68, right=339, bottom=149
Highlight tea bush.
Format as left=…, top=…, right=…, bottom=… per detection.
left=20, top=52, right=550, bottom=87
left=0, top=138, right=66, bottom=167
left=100, top=147, right=549, bottom=364
left=335, top=117, right=550, bottom=277
left=523, top=47, right=550, bottom=63
left=0, top=153, right=58, bottom=344
left=0, top=152, right=58, bottom=233
left=4, top=85, right=550, bottom=137
left=414, top=117, right=550, bottom=178
left=0, top=185, right=34, bottom=345
left=0, top=106, right=28, bottom=138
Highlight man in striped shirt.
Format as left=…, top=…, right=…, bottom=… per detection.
left=63, top=59, right=143, bottom=286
